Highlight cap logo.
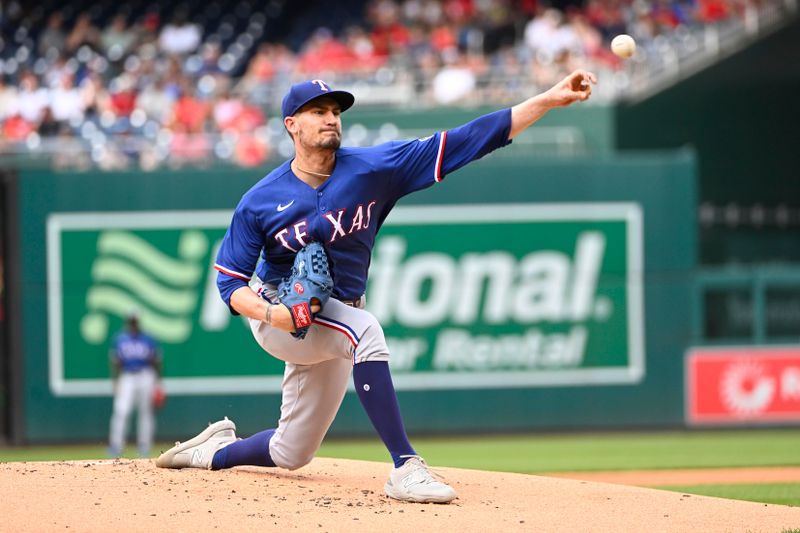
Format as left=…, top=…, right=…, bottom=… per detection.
left=312, top=80, right=330, bottom=92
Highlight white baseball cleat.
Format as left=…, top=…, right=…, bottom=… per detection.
left=155, top=417, right=237, bottom=469
left=384, top=455, right=457, bottom=503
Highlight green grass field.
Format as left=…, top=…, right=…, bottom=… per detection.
left=659, top=483, right=800, bottom=507
left=318, top=430, right=800, bottom=473
left=2, top=429, right=799, bottom=506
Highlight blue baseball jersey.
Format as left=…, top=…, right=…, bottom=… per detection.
left=215, top=108, right=512, bottom=311
left=111, top=332, right=160, bottom=372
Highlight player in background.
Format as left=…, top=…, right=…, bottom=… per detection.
left=156, top=70, right=597, bottom=503
left=108, top=311, right=162, bottom=457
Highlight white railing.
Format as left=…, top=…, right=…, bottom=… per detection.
left=1, top=122, right=586, bottom=171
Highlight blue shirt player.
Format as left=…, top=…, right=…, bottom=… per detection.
left=157, top=70, right=598, bottom=503
left=109, top=312, right=162, bottom=457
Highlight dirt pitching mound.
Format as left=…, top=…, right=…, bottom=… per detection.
left=2, top=458, right=798, bottom=532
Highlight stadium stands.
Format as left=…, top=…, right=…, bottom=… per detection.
left=0, top=0, right=792, bottom=169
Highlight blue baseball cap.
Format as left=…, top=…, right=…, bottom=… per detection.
left=281, top=80, right=355, bottom=119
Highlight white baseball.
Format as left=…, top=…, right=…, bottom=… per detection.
left=611, top=34, right=636, bottom=59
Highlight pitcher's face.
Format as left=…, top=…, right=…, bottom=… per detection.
left=286, top=97, right=342, bottom=151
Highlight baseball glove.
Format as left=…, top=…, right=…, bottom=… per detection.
left=277, top=241, right=333, bottom=339
left=152, top=385, right=166, bottom=410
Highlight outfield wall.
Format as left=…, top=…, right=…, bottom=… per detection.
left=8, top=149, right=696, bottom=442
left=616, top=16, right=800, bottom=266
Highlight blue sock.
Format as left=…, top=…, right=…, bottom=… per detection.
left=353, top=361, right=416, bottom=468
left=211, top=428, right=276, bottom=470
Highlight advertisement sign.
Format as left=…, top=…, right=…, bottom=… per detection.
left=47, top=203, right=644, bottom=396
left=686, top=347, right=800, bottom=424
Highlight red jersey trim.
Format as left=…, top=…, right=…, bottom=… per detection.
left=434, top=130, right=447, bottom=183
left=213, top=263, right=251, bottom=281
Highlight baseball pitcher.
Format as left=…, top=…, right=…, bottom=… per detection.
left=156, top=70, right=597, bottom=503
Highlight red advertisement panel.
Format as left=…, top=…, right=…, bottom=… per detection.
left=686, top=347, right=800, bottom=425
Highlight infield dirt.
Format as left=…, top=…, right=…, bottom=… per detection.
left=1, top=457, right=799, bottom=532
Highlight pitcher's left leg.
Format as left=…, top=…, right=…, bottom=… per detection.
left=268, top=357, right=353, bottom=470
left=210, top=357, right=353, bottom=471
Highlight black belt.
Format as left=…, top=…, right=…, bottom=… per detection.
left=340, top=296, right=363, bottom=308
left=265, top=283, right=363, bottom=308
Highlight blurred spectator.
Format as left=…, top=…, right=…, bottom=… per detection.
left=671, top=0, right=698, bottom=26
left=135, top=12, right=162, bottom=50
left=101, top=14, right=139, bottom=62
left=79, top=71, right=107, bottom=119
left=569, top=10, right=610, bottom=63
left=344, top=26, right=386, bottom=71
left=298, top=28, right=357, bottom=74
left=517, top=0, right=539, bottom=17
left=525, top=8, right=558, bottom=56
left=38, top=12, right=67, bottom=57
left=49, top=74, right=86, bottom=124
left=213, top=90, right=246, bottom=132
left=480, top=0, right=518, bottom=54
left=161, top=57, right=187, bottom=100
left=212, top=88, right=270, bottom=167
left=42, top=53, right=74, bottom=90
left=234, top=102, right=266, bottom=133
left=170, top=83, right=209, bottom=133
left=525, top=8, right=581, bottom=63
left=66, top=12, right=101, bottom=53
left=444, top=0, right=476, bottom=24
left=195, top=43, right=224, bottom=77
left=429, top=22, right=459, bottom=55
left=108, top=74, right=138, bottom=119
left=369, top=0, right=411, bottom=56
left=484, top=47, right=528, bottom=101
left=650, top=0, right=683, bottom=29
left=241, top=42, right=295, bottom=86
left=585, top=0, right=628, bottom=41
left=132, top=46, right=160, bottom=86
left=242, top=43, right=278, bottom=84
left=698, top=0, right=732, bottom=22
left=2, top=115, right=35, bottom=142
left=169, top=126, right=212, bottom=167
left=158, top=9, right=201, bottom=56
left=136, top=78, right=174, bottom=125
left=16, top=72, right=48, bottom=126
left=234, top=134, right=270, bottom=167
left=415, top=0, right=446, bottom=26
left=432, top=51, right=477, bottom=104
left=0, top=77, right=19, bottom=122
left=406, top=23, right=434, bottom=58
left=38, top=107, right=60, bottom=137
left=237, top=43, right=296, bottom=106
left=629, top=9, right=660, bottom=42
